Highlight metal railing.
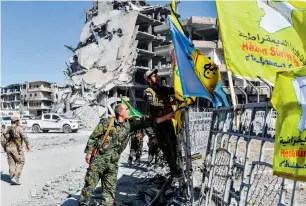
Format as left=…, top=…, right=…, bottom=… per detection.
left=197, top=102, right=304, bottom=206
left=189, top=110, right=213, bottom=155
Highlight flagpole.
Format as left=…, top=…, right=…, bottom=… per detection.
left=227, top=70, right=239, bottom=129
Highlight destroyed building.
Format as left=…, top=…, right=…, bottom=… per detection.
left=52, top=0, right=174, bottom=125
left=52, top=0, right=271, bottom=127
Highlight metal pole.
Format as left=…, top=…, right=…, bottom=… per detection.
left=257, top=76, right=273, bottom=100
left=183, top=107, right=194, bottom=205
left=290, top=181, right=297, bottom=206
left=246, top=80, right=259, bottom=103
left=234, top=86, right=248, bottom=104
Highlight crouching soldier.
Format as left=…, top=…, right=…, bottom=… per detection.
left=79, top=103, right=174, bottom=206
left=1, top=116, right=30, bottom=185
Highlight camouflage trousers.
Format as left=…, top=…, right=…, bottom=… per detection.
left=6, top=146, right=25, bottom=178
left=129, top=136, right=143, bottom=161
left=79, top=154, right=119, bottom=206
left=156, top=121, right=179, bottom=174
left=148, top=135, right=159, bottom=159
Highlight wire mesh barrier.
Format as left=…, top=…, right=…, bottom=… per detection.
left=189, top=110, right=213, bottom=155
left=197, top=102, right=305, bottom=206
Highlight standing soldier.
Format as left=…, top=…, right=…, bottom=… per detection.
left=79, top=103, right=174, bottom=206
left=128, top=127, right=157, bottom=166
left=128, top=129, right=144, bottom=166
left=143, top=69, right=181, bottom=179
left=1, top=116, right=30, bottom=185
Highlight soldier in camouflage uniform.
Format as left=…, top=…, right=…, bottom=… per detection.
left=79, top=103, right=174, bottom=206
left=128, top=127, right=157, bottom=166
left=128, top=129, right=144, bottom=166
left=1, top=116, right=30, bottom=185
left=143, top=69, right=181, bottom=179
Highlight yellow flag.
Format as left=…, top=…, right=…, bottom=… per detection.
left=216, top=0, right=306, bottom=85
left=268, top=1, right=306, bottom=54
left=271, top=66, right=306, bottom=181
left=170, top=0, right=184, bottom=33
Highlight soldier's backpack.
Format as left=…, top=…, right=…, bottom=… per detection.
left=8, top=126, right=17, bottom=140
left=4, top=126, right=21, bottom=150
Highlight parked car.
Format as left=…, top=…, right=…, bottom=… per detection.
left=1, top=116, right=11, bottom=132
left=24, top=113, right=79, bottom=133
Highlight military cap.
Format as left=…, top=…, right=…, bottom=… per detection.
left=144, top=69, right=158, bottom=81
left=11, top=116, right=19, bottom=122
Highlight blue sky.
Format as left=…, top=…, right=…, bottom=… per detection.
left=1, top=1, right=216, bottom=86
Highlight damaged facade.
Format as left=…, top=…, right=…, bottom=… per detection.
left=1, top=80, right=56, bottom=117
left=52, top=0, right=271, bottom=126
left=52, top=0, right=173, bottom=125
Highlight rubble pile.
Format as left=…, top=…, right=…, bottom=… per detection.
left=65, top=105, right=104, bottom=128
left=12, top=165, right=87, bottom=206
left=51, top=0, right=167, bottom=123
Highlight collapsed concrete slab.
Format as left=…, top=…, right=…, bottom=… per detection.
left=51, top=1, right=171, bottom=128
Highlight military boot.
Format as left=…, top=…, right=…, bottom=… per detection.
left=171, top=169, right=183, bottom=182
left=128, top=157, right=133, bottom=167
left=11, top=176, right=20, bottom=185
left=135, top=156, right=141, bottom=166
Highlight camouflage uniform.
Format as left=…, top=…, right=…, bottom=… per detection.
left=128, top=127, right=157, bottom=165
left=128, top=129, right=144, bottom=165
left=1, top=125, right=29, bottom=179
left=79, top=116, right=157, bottom=206
left=143, top=85, right=179, bottom=175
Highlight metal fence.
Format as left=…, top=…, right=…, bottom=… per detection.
left=197, top=102, right=305, bottom=206
left=189, top=110, right=213, bottom=155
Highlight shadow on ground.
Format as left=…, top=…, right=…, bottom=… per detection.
left=61, top=194, right=80, bottom=206
left=1, top=171, right=11, bottom=184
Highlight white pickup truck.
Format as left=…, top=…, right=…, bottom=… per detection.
left=25, top=113, right=80, bottom=133
left=1, top=116, right=12, bottom=132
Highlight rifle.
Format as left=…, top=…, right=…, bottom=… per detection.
left=90, top=117, right=115, bottom=164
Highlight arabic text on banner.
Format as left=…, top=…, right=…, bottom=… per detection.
left=271, top=66, right=306, bottom=181
left=216, top=0, right=306, bottom=85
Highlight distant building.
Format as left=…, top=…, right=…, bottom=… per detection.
left=1, top=80, right=56, bottom=117
left=26, top=80, right=55, bottom=116
left=0, top=83, right=27, bottom=116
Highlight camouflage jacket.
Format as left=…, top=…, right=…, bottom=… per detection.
left=84, top=116, right=156, bottom=156
left=1, top=125, right=29, bottom=150
left=143, top=85, right=175, bottom=117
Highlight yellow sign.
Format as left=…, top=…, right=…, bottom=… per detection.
left=216, top=0, right=306, bottom=85
left=271, top=66, right=306, bottom=181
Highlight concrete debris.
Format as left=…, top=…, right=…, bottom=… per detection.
left=64, top=105, right=104, bottom=128
left=51, top=0, right=169, bottom=126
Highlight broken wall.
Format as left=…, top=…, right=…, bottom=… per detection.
left=52, top=1, right=146, bottom=128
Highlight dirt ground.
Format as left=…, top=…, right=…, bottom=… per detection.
left=1, top=130, right=204, bottom=206
left=1, top=130, right=304, bottom=206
